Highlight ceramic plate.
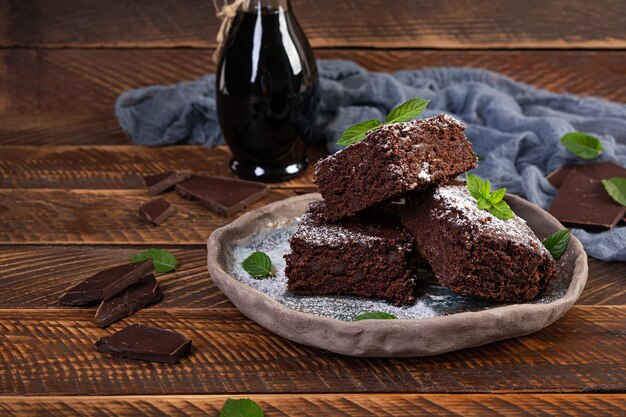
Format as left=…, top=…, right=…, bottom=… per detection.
left=207, top=193, right=587, bottom=357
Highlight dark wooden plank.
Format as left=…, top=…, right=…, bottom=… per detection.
left=0, top=189, right=294, bottom=245
left=0, top=145, right=317, bottom=189
left=0, top=247, right=622, bottom=309
left=0, top=306, right=623, bottom=395
left=3, top=49, right=626, bottom=121
left=0, top=246, right=229, bottom=309
left=3, top=0, right=626, bottom=48
left=0, top=394, right=624, bottom=417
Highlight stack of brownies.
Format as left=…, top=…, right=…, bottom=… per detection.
left=285, top=114, right=557, bottom=306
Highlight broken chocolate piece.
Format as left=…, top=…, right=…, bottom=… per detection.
left=94, top=274, right=162, bottom=327
left=175, top=175, right=269, bottom=216
left=95, top=324, right=192, bottom=364
left=549, top=171, right=626, bottom=230
left=546, top=161, right=626, bottom=188
left=138, top=197, right=176, bottom=225
left=144, top=171, right=192, bottom=195
left=59, top=260, right=153, bottom=306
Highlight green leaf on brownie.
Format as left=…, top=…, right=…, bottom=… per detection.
left=242, top=251, right=274, bottom=278
left=601, top=177, right=626, bottom=206
left=353, top=311, right=398, bottom=321
left=130, top=248, right=178, bottom=273
left=336, top=119, right=384, bottom=146
left=465, top=174, right=514, bottom=221
left=336, top=97, right=430, bottom=146
left=560, top=132, right=603, bottom=160
left=542, top=229, right=571, bottom=260
left=220, top=398, right=265, bottom=417
left=386, top=98, right=431, bottom=124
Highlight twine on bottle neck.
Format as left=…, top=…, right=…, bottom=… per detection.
left=212, top=0, right=246, bottom=64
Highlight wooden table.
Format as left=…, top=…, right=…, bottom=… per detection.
left=1, top=1, right=625, bottom=415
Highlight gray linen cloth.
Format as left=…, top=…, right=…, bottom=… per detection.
left=116, top=59, right=626, bottom=262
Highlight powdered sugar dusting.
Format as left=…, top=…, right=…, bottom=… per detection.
left=294, top=212, right=388, bottom=247
left=433, top=184, right=550, bottom=256
left=222, top=219, right=568, bottom=322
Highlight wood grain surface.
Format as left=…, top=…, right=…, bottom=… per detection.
left=0, top=146, right=316, bottom=189
left=1, top=394, right=624, bottom=417
left=0, top=246, right=622, bottom=308
left=3, top=0, right=626, bottom=49
left=3, top=49, right=626, bottom=118
left=0, top=189, right=295, bottom=245
left=0, top=307, right=624, bottom=395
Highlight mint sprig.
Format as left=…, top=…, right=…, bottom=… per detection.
left=130, top=249, right=178, bottom=273
left=602, top=177, right=626, bottom=206
left=466, top=174, right=513, bottom=221
left=221, top=398, right=264, bottom=417
left=336, top=97, right=430, bottom=146
left=336, top=120, right=383, bottom=146
left=560, top=132, right=603, bottom=159
left=242, top=252, right=273, bottom=278
left=353, top=311, right=398, bottom=321
left=542, top=229, right=571, bottom=260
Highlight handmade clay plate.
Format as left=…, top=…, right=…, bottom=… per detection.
left=207, top=193, right=587, bottom=357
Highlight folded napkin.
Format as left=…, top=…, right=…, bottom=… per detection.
left=115, top=60, right=626, bottom=262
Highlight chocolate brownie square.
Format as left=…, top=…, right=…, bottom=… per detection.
left=285, top=201, right=419, bottom=306
left=396, top=182, right=556, bottom=302
left=314, top=114, right=477, bottom=221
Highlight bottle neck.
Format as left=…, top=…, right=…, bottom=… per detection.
left=243, top=0, right=290, bottom=12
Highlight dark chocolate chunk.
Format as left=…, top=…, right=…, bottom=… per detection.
left=546, top=161, right=626, bottom=188
left=144, top=171, right=192, bottom=195
left=175, top=175, right=269, bottom=216
left=95, top=324, right=192, bottom=364
left=138, top=197, right=176, bottom=225
left=59, top=260, right=153, bottom=306
left=549, top=171, right=626, bottom=230
left=94, top=274, right=162, bottom=327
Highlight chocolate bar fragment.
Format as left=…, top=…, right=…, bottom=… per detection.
left=94, top=274, right=162, bottom=327
left=144, top=171, right=191, bottom=195
left=549, top=171, right=625, bottom=230
left=138, top=197, right=176, bottom=225
left=95, top=324, right=192, bottom=364
left=59, top=260, right=153, bottom=306
left=175, top=175, right=269, bottom=216
left=546, top=161, right=626, bottom=188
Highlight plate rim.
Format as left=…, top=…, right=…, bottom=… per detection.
left=207, top=193, right=588, bottom=357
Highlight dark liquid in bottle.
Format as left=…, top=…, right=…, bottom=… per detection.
left=216, top=6, right=319, bottom=182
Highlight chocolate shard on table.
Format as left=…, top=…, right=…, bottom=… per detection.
left=314, top=114, right=477, bottom=221
left=549, top=171, right=626, bottom=230
left=175, top=174, right=269, bottom=217
left=396, top=181, right=556, bottom=303
left=138, top=197, right=176, bottom=225
left=94, top=274, right=162, bottom=327
left=285, top=200, right=420, bottom=306
left=144, top=171, right=192, bottom=195
left=95, top=323, right=192, bottom=364
left=546, top=161, right=626, bottom=188
left=59, top=260, right=154, bottom=306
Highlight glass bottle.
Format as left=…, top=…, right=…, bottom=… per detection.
left=216, top=0, right=319, bottom=182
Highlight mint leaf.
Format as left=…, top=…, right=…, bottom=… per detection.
left=490, top=200, right=514, bottom=220
left=353, top=311, right=398, bottom=321
left=221, top=398, right=264, bottom=417
left=602, top=177, right=626, bottom=206
left=130, top=249, right=177, bottom=273
left=465, top=174, right=484, bottom=201
left=386, top=98, right=430, bottom=124
left=489, top=188, right=506, bottom=204
left=542, top=229, right=571, bottom=260
left=336, top=119, right=383, bottom=146
left=560, top=132, right=603, bottom=160
left=242, top=252, right=273, bottom=278
left=477, top=198, right=491, bottom=210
